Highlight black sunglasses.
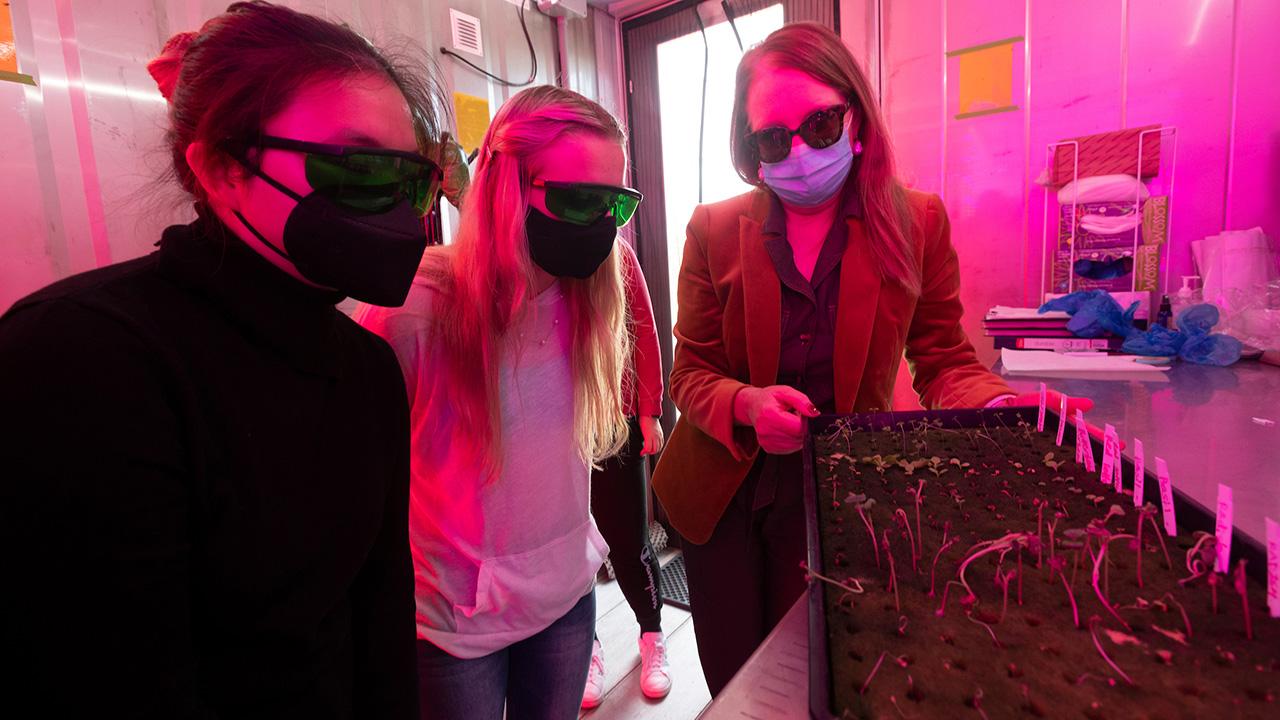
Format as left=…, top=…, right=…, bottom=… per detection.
left=531, top=180, right=643, bottom=227
left=746, top=104, right=852, bottom=164
left=241, top=135, right=444, bottom=217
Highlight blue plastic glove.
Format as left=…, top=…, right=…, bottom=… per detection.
left=1041, top=293, right=1242, bottom=366
left=1120, top=303, right=1242, bottom=365
left=1038, top=290, right=1139, bottom=338
left=1174, top=304, right=1219, bottom=336
left=1179, top=333, right=1242, bottom=366
left=1120, top=324, right=1186, bottom=357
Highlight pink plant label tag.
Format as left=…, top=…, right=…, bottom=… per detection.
left=1267, top=517, right=1279, bottom=619
left=1112, top=432, right=1124, bottom=492
left=1075, top=409, right=1085, bottom=458
left=1056, top=393, right=1068, bottom=446
left=1155, top=457, right=1176, bottom=536
left=1100, top=424, right=1119, bottom=489
left=1076, top=410, right=1096, bottom=472
left=1132, top=438, right=1144, bottom=507
left=1214, top=483, right=1234, bottom=573
left=1037, top=383, right=1047, bottom=432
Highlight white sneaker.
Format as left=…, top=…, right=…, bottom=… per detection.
left=638, top=631, right=672, bottom=699
left=581, top=637, right=606, bottom=710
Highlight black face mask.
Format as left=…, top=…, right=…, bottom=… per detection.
left=233, top=167, right=427, bottom=307
left=525, top=207, right=616, bottom=280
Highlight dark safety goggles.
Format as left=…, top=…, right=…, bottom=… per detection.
left=247, top=135, right=443, bottom=217
left=532, top=179, right=643, bottom=227
left=746, top=104, right=851, bottom=164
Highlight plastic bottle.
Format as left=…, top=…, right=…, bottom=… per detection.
left=1171, top=276, right=1202, bottom=328
left=1155, top=295, right=1173, bottom=328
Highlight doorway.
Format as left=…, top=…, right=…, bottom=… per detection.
left=654, top=4, right=785, bottom=329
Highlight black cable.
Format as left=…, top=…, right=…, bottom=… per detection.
left=441, top=0, right=538, bottom=88
left=721, top=1, right=743, bottom=51
left=695, top=9, right=708, bottom=204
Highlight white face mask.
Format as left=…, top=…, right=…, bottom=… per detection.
left=758, top=119, right=858, bottom=207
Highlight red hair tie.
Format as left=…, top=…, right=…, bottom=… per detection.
left=147, top=31, right=196, bottom=101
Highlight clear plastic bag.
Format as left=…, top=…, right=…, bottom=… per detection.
left=1192, top=227, right=1277, bottom=315
left=1212, top=281, right=1280, bottom=351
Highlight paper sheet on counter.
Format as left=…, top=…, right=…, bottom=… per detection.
left=985, top=305, right=1071, bottom=320
left=1000, top=348, right=1171, bottom=382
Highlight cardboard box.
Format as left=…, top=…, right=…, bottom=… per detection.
left=1057, top=202, right=1143, bottom=250
left=1050, top=125, right=1162, bottom=186
left=1142, top=195, right=1169, bottom=247
left=1051, top=248, right=1135, bottom=295
left=1133, top=243, right=1161, bottom=293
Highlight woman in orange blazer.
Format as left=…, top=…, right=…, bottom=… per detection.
left=651, top=23, right=1090, bottom=695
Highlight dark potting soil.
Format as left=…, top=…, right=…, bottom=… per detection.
left=812, top=416, right=1278, bottom=720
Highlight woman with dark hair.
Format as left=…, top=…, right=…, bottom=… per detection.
left=651, top=22, right=1090, bottom=695
left=0, top=2, right=446, bottom=716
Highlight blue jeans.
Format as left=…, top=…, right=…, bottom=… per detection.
left=416, top=590, right=596, bottom=720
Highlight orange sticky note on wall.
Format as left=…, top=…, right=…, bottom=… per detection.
left=1, top=0, right=18, bottom=74
left=453, top=92, right=491, bottom=156
left=957, top=42, right=1013, bottom=117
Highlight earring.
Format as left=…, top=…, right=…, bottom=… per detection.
left=852, top=140, right=864, bottom=156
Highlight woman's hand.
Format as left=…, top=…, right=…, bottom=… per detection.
left=734, top=385, right=820, bottom=455
left=1000, top=390, right=1116, bottom=447
left=1002, top=389, right=1092, bottom=416
left=639, top=415, right=665, bottom=456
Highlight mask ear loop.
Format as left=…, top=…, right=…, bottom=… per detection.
left=222, top=145, right=305, bottom=262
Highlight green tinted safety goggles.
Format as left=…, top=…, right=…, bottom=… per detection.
left=254, top=135, right=443, bottom=217
left=533, top=179, right=643, bottom=227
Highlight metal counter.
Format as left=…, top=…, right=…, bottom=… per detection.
left=997, top=359, right=1280, bottom=542
left=698, top=596, right=809, bottom=720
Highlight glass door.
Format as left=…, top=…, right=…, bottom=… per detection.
left=654, top=4, right=785, bottom=346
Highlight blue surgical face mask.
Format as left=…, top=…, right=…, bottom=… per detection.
left=759, top=120, right=855, bottom=207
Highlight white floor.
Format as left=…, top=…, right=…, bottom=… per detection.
left=579, top=551, right=712, bottom=720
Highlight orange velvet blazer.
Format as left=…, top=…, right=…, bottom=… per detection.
left=651, top=187, right=1013, bottom=544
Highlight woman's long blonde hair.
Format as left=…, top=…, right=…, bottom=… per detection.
left=731, top=22, right=921, bottom=296
left=422, top=85, right=632, bottom=474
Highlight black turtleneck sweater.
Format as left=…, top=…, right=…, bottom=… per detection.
left=0, top=217, right=417, bottom=718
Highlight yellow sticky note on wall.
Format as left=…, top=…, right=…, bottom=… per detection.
left=1, top=0, right=19, bottom=74
left=453, top=92, right=491, bottom=156
left=957, top=42, right=1014, bottom=118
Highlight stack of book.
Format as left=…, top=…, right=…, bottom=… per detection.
left=983, top=306, right=1122, bottom=352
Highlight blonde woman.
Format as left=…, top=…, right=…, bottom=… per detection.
left=356, top=85, right=639, bottom=720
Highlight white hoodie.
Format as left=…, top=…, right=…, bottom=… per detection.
left=355, top=277, right=607, bottom=659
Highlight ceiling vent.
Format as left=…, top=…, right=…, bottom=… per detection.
left=449, top=9, right=483, bottom=58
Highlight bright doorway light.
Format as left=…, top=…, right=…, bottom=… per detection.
left=656, top=4, right=785, bottom=343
